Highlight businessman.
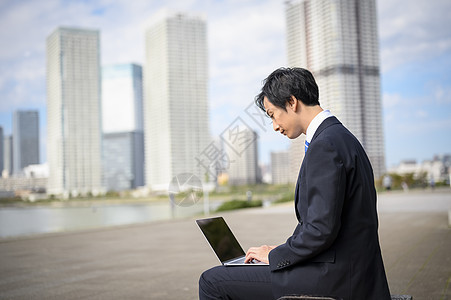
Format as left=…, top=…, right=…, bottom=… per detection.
left=199, top=67, right=391, bottom=299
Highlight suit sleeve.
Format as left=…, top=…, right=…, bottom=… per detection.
left=269, top=139, right=346, bottom=271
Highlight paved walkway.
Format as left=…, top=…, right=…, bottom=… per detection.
left=0, top=189, right=450, bottom=299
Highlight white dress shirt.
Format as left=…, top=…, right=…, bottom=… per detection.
left=305, top=109, right=333, bottom=144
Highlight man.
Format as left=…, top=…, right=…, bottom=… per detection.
left=199, top=67, right=391, bottom=299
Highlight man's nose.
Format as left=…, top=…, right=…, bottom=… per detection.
left=272, top=121, right=280, bottom=132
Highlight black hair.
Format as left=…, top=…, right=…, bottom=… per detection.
left=255, top=67, right=320, bottom=113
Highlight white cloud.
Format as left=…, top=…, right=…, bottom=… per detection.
left=0, top=0, right=286, bottom=113
left=377, top=0, right=451, bottom=72
left=207, top=1, right=286, bottom=111
left=0, top=1, right=52, bottom=60
left=427, top=82, right=451, bottom=105
left=1, top=0, right=449, bottom=166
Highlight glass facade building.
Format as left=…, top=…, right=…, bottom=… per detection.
left=12, top=110, right=39, bottom=175
left=102, top=132, right=144, bottom=191
left=102, top=64, right=143, bottom=133
left=102, top=63, right=144, bottom=190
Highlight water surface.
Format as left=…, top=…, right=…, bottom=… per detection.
left=0, top=201, right=214, bottom=238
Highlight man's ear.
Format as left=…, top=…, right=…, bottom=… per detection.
left=288, top=95, right=298, bottom=112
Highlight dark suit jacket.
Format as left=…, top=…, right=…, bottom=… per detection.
left=268, top=117, right=391, bottom=300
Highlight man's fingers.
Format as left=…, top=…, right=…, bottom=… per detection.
left=245, top=247, right=259, bottom=263
left=244, top=254, right=254, bottom=263
left=245, top=246, right=270, bottom=263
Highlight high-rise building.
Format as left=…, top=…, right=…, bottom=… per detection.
left=144, top=12, right=210, bottom=190
left=46, top=27, right=103, bottom=196
left=101, top=64, right=144, bottom=191
left=12, top=110, right=39, bottom=175
left=285, top=0, right=385, bottom=179
left=271, top=151, right=291, bottom=185
left=288, top=137, right=305, bottom=183
left=103, top=132, right=144, bottom=190
left=3, top=135, right=13, bottom=177
left=226, top=129, right=261, bottom=186
left=102, top=64, right=143, bottom=133
left=0, top=126, right=3, bottom=175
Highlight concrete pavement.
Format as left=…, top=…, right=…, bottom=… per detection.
left=0, top=188, right=450, bottom=299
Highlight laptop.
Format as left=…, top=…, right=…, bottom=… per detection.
left=196, top=216, right=268, bottom=266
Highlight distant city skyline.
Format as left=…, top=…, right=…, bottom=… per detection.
left=0, top=0, right=450, bottom=170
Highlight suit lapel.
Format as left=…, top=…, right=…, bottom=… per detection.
left=294, top=116, right=340, bottom=221
left=310, top=116, right=340, bottom=143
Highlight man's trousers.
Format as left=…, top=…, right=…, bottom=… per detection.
left=199, top=265, right=274, bottom=300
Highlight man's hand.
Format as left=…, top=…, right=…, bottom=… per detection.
left=244, top=245, right=278, bottom=264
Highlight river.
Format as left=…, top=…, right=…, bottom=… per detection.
left=0, top=200, right=220, bottom=239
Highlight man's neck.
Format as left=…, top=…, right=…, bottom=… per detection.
left=302, top=105, right=323, bottom=134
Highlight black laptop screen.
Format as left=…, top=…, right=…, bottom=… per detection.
left=197, top=217, right=245, bottom=263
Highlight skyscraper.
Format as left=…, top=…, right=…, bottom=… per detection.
left=288, top=135, right=305, bottom=184
left=144, top=12, right=210, bottom=190
left=285, top=0, right=385, bottom=179
left=0, top=126, right=3, bottom=175
left=46, top=27, right=103, bottom=196
left=102, top=131, right=144, bottom=190
left=102, top=64, right=143, bottom=133
left=102, top=63, right=144, bottom=190
left=226, top=129, right=261, bottom=186
left=12, top=110, right=39, bottom=175
left=3, top=135, right=13, bottom=177
left=271, top=151, right=291, bottom=185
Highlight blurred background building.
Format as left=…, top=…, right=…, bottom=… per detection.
left=2, top=135, right=13, bottom=178
left=2, top=3, right=441, bottom=196
left=271, top=151, right=291, bottom=185
left=285, top=0, right=385, bottom=179
left=226, top=129, right=261, bottom=185
left=388, top=154, right=451, bottom=184
left=288, top=138, right=305, bottom=184
left=103, top=132, right=144, bottom=191
left=12, top=110, right=39, bottom=175
left=0, top=116, right=47, bottom=197
left=46, top=27, right=103, bottom=197
left=101, top=63, right=144, bottom=191
left=0, top=126, right=3, bottom=176
left=144, top=12, right=210, bottom=190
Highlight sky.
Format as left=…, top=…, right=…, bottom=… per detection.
left=0, top=0, right=450, bottom=170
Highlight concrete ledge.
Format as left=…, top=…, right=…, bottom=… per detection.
left=0, top=190, right=449, bottom=299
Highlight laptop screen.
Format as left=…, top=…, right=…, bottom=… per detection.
left=196, top=217, right=245, bottom=263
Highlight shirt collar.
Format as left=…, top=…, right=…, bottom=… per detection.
left=305, top=109, right=333, bottom=143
